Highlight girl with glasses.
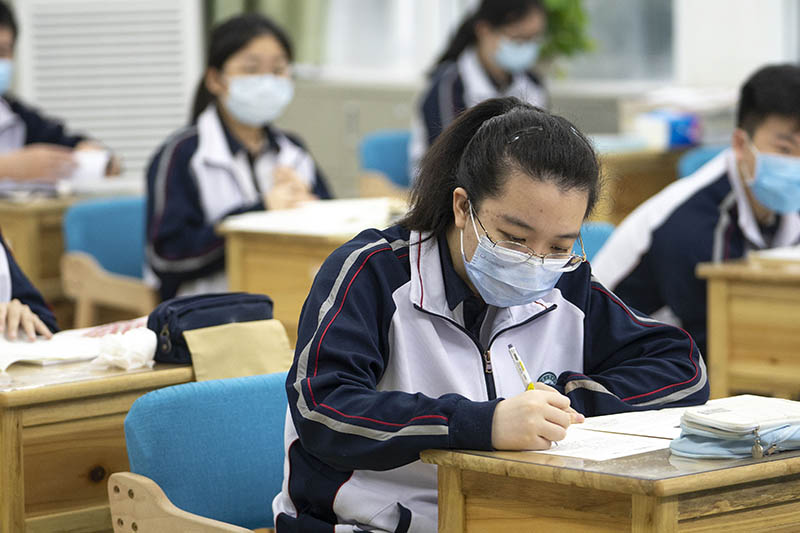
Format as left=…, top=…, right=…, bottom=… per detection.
left=274, top=97, right=708, bottom=533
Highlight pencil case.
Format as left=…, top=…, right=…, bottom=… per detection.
left=147, top=292, right=273, bottom=364
left=669, top=421, right=800, bottom=459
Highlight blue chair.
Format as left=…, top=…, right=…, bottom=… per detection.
left=109, top=372, right=289, bottom=532
left=677, top=144, right=727, bottom=178
left=61, top=196, right=157, bottom=327
left=359, top=129, right=412, bottom=188
left=578, top=221, right=615, bottom=261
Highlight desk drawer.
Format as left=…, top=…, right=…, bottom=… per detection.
left=23, top=414, right=128, bottom=517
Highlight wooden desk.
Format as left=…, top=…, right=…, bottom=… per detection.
left=422, top=447, right=800, bottom=532
left=593, top=149, right=685, bottom=225
left=697, top=260, right=800, bottom=399
left=220, top=198, right=403, bottom=344
left=0, top=361, right=194, bottom=532
left=0, top=198, right=78, bottom=327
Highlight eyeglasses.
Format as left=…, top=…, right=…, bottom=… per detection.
left=471, top=206, right=586, bottom=272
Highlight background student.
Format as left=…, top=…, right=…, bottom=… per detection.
left=273, top=97, right=707, bottom=532
left=146, top=13, right=331, bottom=301
left=593, top=64, right=800, bottom=357
left=0, top=231, right=56, bottom=340
left=409, top=0, right=549, bottom=174
left=0, top=1, right=119, bottom=181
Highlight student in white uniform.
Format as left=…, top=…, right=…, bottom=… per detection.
left=0, top=231, right=56, bottom=340
left=146, top=13, right=331, bottom=301
left=0, top=1, right=118, bottom=181
left=409, top=0, right=548, bottom=175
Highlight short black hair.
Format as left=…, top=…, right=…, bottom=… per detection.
left=737, top=64, right=800, bottom=135
left=401, top=97, right=600, bottom=239
left=0, top=1, right=17, bottom=41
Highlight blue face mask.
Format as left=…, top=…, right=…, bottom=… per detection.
left=748, top=146, right=800, bottom=214
left=494, top=37, right=540, bottom=74
left=224, top=74, right=294, bottom=126
left=0, top=59, right=12, bottom=95
left=460, top=212, right=563, bottom=307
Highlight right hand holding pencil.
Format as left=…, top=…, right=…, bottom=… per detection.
left=491, top=385, right=584, bottom=451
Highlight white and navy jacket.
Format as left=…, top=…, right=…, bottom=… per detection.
left=409, top=48, right=548, bottom=174
left=592, top=149, right=800, bottom=356
left=273, top=225, right=708, bottom=532
left=0, top=95, right=86, bottom=154
left=0, top=232, right=58, bottom=332
left=146, top=105, right=331, bottom=300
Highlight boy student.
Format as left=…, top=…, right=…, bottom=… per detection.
left=0, top=231, right=56, bottom=340
left=0, top=1, right=118, bottom=181
left=273, top=98, right=707, bottom=532
left=593, top=64, right=800, bottom=357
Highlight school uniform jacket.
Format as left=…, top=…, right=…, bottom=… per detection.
left=592, top=149, right=800, bottom=357
left=0, top=95, right=86, bottom=153
left=272, top=224, right=708, bottom=532
left=146, top=105, right=331, bottom=300
left=409, top=47, right=548, bottom=174
left=0, top=232, right=58, bottom=332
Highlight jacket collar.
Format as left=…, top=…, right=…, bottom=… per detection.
left=457, top=47, right=543, bottom=108
left=725, top=149, right=800, bottom=248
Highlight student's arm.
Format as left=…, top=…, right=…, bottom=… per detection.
left=1, top=235, right=58, bottom=335
left=286, top=236, right=498, bottom=472
left=145, top=136, right=263, bottom=299
left=557, top=271, right=708, bottom=416
left=8, top=97, right=86, bottom=148
left=419, top=66, right=466, bottom=146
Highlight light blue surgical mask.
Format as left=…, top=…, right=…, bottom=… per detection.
left=460, top=210, right=564, bottom=307
left=494, top=37, right=540, bottom=74
left=747, top=144, right=800, bottom=214
left=224, top=74, right=294, bottom=126
left=0, top=59, right=12, bottom=95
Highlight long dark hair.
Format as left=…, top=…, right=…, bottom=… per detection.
left=191, top=13, right=293, bottom=122
left=401, top=96, right=600, bottom=239
left=432, top=0, right=545, bottom=73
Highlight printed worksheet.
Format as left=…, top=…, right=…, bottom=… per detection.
left=532, top=426, right=671, bottom=461
left=579, top=406, right=686, bottom=440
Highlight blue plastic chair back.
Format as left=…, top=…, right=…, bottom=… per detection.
left=578, top=221, right=615, bottom=261
left=125, top=372, right=289, bottom=530
left=63, top=196, right=146, bottom=278
left=677, top=144, right=727, bottom=178
left=359, top=129, right=411, bottom=187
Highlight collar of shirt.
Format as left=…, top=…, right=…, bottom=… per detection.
left=437, top=234, right=487, bottom=340
left=216, top=106, right=281, bottom=159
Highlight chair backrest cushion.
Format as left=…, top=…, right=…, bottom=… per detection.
left=63, top=196, right=146, bottom=278
left=677, top=144, right=727, bottom=178
left=125, top=371, right=289, bottom=529
left=359, top=129, right=411, bottom=187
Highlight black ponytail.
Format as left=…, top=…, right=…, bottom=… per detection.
left=190, top=13, right=293, bottom=123
left=431, top=0, right=546, bottom=74
left=401, top=96, right=600, bottom=239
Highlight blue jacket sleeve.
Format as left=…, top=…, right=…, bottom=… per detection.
left=418, top=64, right=466, bottom=147
left=2, top=234, right=58, bottom=332
left=557, top=270, right=708, bottom=416
left=287, top=235, right=498, bottom=472
left=145, top=135, right=263, bottom=300
left=7, top=97, right=87, bottom=147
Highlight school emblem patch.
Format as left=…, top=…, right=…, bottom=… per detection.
left=537, top=372, right=557, bottom=387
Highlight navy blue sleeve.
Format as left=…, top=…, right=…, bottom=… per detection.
left=557, top=267, right=708, bottom=416
left=145, top=133, right=263, bottom=300
left=419, top=65, right=466, bottom=146
left=286, top=235, right=499, bottom=472
left=2, top=234, right=58, bottom=332
left=8, top=97, right=86, bottom=148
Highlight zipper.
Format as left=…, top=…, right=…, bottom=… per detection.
left=413, top=303, right=557, bottom=401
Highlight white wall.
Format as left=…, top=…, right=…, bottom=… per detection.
left=674, top=0, right=799, bottom=87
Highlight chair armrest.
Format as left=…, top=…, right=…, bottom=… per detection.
left=108, top=472, right=254, bottom=533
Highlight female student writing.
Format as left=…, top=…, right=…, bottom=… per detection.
left=0, top=232, right=56, bottom=340
left=274, top=97, right=708, bottom=532
left=409, top=0, right=549, bottom=173
left=146, top=13, right=331, bottom=300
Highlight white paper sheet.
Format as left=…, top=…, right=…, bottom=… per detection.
left=533, top=426, right=671, bottom=461
left=682, top=394, right=800, bottom=433
left=579, top=406, right=687, bottom=440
